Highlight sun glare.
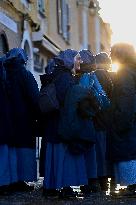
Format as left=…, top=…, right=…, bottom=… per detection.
left=112, top=63, right=119, bottom=72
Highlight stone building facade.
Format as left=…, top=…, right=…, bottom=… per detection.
left=0, top=0, right=112, bottom=87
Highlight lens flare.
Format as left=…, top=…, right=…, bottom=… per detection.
left=112, top=63, right=119, bottom=72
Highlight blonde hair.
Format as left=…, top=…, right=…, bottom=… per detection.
left=111, top=42, right=136, bottom=68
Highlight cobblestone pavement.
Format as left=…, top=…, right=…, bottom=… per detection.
left=1, top=190, right=136, bottom=205
left=1, top=180, right=136, bottom=205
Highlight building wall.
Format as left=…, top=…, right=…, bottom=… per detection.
left=0, top=22, right=20, bottom=49
left=0, top=1, right=22, bottom=52
left=9, top=0, right=39, bottom=25
left=0, top=0, right=112, bottom=81
left=100, top=21, right=112, bottom=54
left=88, top=0, right=112, bottom=55
left=88, top=15, right=97, bottom=53
left=47, top=0, right=80, bottom=51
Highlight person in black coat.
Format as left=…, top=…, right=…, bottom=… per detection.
left=78, top=50, right=113, bottom=194
left=3, top=48, right=40, bottom=191
left=95, top=52, right=115, bottom=191
left=41, top=49, right=89, bottom=199
left=0, top=56, right=17, bottom=195
left=109, top=43, right=136, bottom=194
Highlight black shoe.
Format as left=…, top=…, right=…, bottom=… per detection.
left=59, top=187, right=77, bottom=199
left=90, top=183, right=101, bottom=193
left=80, top=185, right=92, bottom=197
left=9, top=181, right=34, bottom=192
left=99, top=177, right=108, bottom=191
left=43, top=188, right=60, bottom=199
left=128, top=184, right=136, bottom=192
left=0, top=185, right=11, bottom=196
left=88, top=178, right=101, bottom=193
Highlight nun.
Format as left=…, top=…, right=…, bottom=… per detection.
left=79, top=50, right=113, bottom=194
left=109, top=43, right=136, bottom=196
left=95, top=52, right=114, bottom=191
left=4, top=48, right=39, bottom=191
left=41, top=49, right=88, bottom=199
left=0, top=56, right=19, bottom=195
left=78, top=49, right=100, bottom=195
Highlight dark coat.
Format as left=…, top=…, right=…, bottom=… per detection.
left=108, top=66, right=136, bottom=162
left=5, top=61, right=40, bottom=148
left=92, top=69, right=113, bottom=131
left=39, top=69, right=75, bottom=176
left=41, top=68, right=75, bottom=143
left=0, top=59, right=14, bottom=146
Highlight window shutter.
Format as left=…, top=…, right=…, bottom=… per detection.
left=62, top=0, right=67, bottom=39
left=57, top=0, right=62, bottom=34
left=66, top=3, right=70, bottom=42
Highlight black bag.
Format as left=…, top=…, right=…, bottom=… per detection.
left=39, top=82, right=59, bottom=113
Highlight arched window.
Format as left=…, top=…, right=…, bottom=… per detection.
left=0, top=34, right=9, bottom=57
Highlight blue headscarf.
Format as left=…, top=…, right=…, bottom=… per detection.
left=95, top=52, right=111, bottom=65
left=79, top=49, right=96, bottom=72
left=56, top=49, right=78, bottom=70
left=5, top=48, right=28, bottom=64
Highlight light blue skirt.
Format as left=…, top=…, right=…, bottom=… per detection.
left=0, top=145, right=18, bottom=186
left=114, top=160, right=136, bottom=186
left=16, top=148, right=37, bottom=182
left=43, top=143, right=88, bottom=189
left=84, top=145, right=97, bottom=179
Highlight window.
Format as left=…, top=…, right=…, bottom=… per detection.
left=57, top=0, right=71, bottom=43
left=21, top=0, right=32, bottom=9
left=38, top=0, right=45, bottom=16
left=0, top=34, right=9, bottom=57
left=34, top=53, right=44, bottom=73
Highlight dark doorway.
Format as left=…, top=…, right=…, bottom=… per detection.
left=0, top=33, right=9, bottom=57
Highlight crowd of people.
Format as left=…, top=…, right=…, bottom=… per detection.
left=0, top=42, right=136, bottom=199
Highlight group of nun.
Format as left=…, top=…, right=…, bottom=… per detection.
left=40, top=49, right=113, bottom=198
left=1, top=42, right=136, bottom=198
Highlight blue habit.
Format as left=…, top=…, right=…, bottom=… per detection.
left=43, top=143, right=88, bottom=189
left=114, top=160, right=136, bottom=186
left=0, top=146, right=37, bottom=186
left=95, top=131, right=107, bottom=177
left=16, top=148, right=37, bottom=182
left=84, top=145, right=97, bottom=179
left=0, top=145, right=17, bottom=186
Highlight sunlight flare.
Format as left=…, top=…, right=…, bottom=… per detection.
left=112, top=63, right=119, bottom=72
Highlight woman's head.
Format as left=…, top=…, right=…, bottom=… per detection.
left=5, top=48, right=28, bottom=67
left=79, top=49, right=96, bottom=73
left=110, top=43, right=136, bottom=68
left=95, top=52, right=111, bottom=70
left=56, top=49, right=78, bottom=70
